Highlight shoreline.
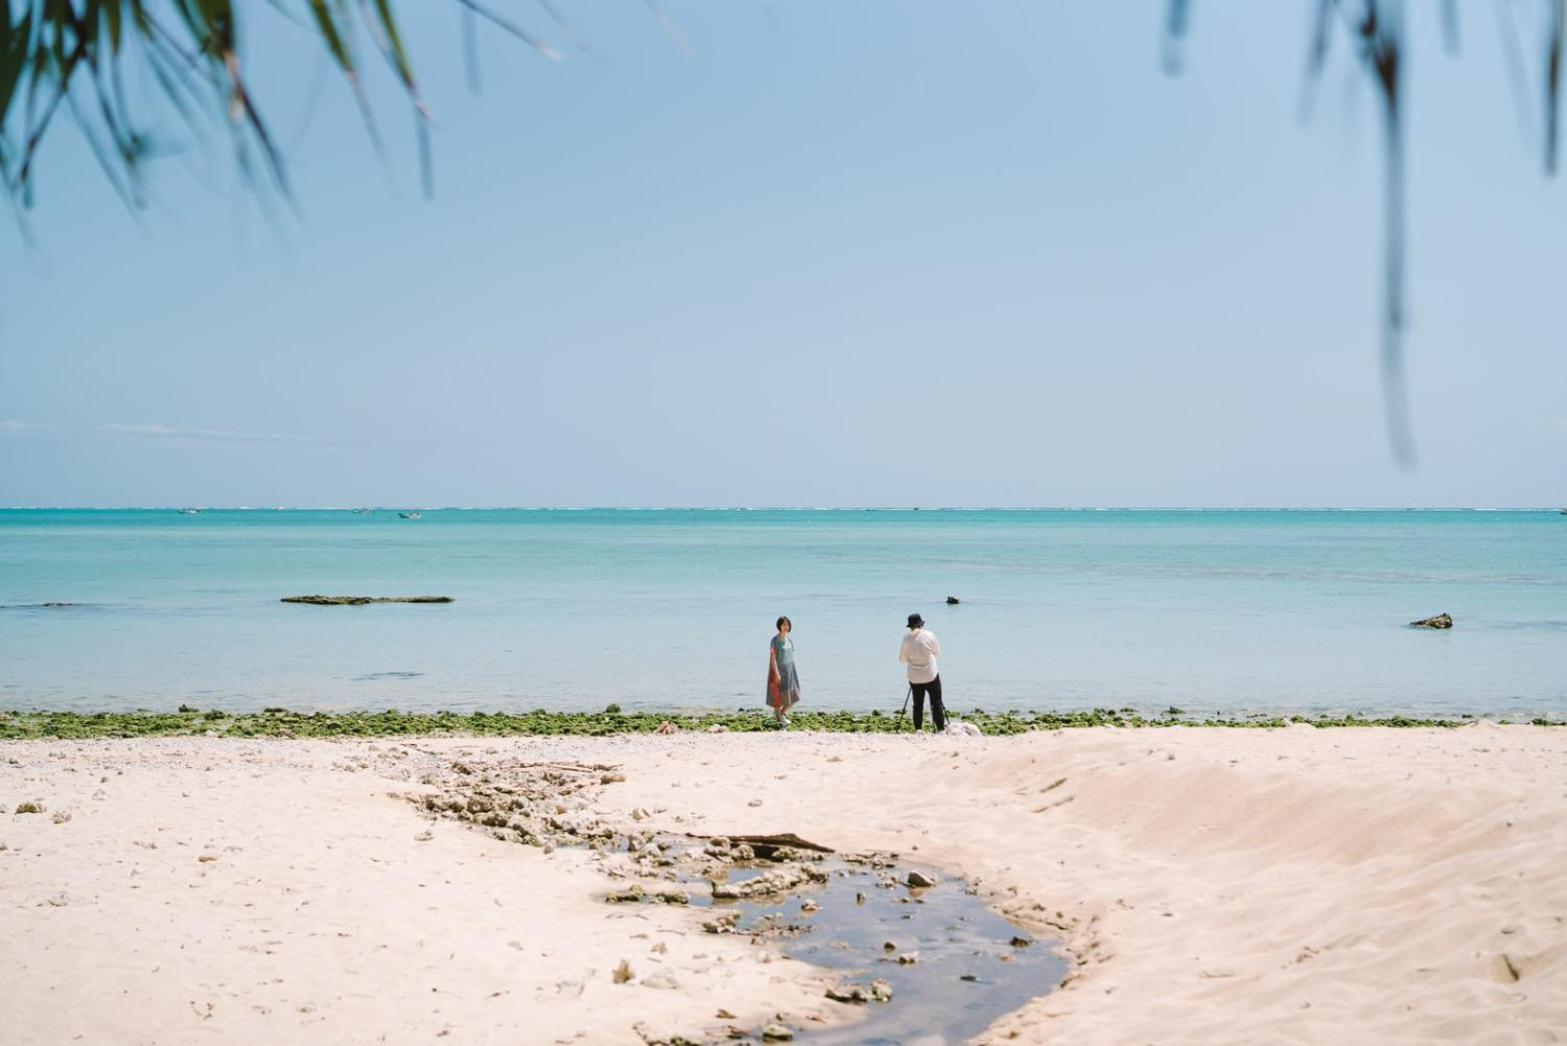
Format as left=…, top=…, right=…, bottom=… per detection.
left=3, top=707, right=1565, bottom=741
left=3, top=726, right=1564, bottom=1043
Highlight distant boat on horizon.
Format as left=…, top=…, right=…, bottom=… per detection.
left=398, top=511, right=422, bottom=520
left=351, top=508, right=376, bottom=515
left=176, top=508, right=201, bottom=515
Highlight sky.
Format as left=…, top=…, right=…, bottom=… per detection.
left=1, top=1, right=1563, bottom=508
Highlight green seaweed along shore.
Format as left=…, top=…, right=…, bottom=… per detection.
left=0, top=707, right=1562, bottom=740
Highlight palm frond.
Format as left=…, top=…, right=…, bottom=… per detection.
left=1167, top=0, right=1562, bottom=466
left=0, top=0, right=557, bottom=210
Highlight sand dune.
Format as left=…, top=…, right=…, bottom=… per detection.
left=2, top=725, right=1563, bottom=1044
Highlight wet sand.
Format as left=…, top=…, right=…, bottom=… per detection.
left=2, top=725, right=1564, bottom=1044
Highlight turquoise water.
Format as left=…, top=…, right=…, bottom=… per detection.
left=0, top=509, right=1561, bottom=716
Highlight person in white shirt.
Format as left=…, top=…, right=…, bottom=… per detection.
left=898, top=613, right=945, bottom=732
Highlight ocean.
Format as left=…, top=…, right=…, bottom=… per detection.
left=0, top=509, right=1561, bottom=717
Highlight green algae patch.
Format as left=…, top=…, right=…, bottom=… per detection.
left=0, top=707, right=1556, bottom=740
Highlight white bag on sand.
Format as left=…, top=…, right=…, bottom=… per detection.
left=942, top=721, right=982, bottom=737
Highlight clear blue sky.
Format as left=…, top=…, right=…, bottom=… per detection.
left=2, top=2, right=1562, bottom=507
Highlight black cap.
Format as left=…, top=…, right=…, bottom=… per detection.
left=906, top=613, right=924, bottom=628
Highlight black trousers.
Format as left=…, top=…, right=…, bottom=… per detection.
left=911, top=675, right=945, bottom=731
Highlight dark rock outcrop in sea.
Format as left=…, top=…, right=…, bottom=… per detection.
left=280, top=595, right=454, bottom=605
left=1409, top=613, right=1453, bottom=629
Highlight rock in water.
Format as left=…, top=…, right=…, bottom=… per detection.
left=946, top=595, right=960, bottom=605
left=826, top=980, right=894, bottom=1004
left=1409, top=613, right=1453, bottom=629
left=711, top=863, right=827, bottom=900
left=906, top=870, right=938, bottom=888
left=282, top=595, right=453, bottom=605
left=701, top=911, right=741, bottom=934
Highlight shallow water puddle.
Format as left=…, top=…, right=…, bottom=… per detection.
left=706, top=860, right=1067, bottom=1045
left=410, top=765, right=1065, bottom=1044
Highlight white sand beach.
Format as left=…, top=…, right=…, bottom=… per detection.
left=2, top=725, right=1564, bottom=1044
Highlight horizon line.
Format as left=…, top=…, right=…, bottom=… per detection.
left=1, top=505, right=1561, bottom=513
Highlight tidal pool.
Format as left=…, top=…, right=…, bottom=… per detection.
left=706, top=859, right=1067, bottom=1044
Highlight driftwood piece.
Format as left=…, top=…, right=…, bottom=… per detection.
left=281, top=595, right=454, bottom=605
left=684, top=831, right=835, bottom=855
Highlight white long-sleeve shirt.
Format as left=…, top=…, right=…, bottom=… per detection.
left=899, top=628, right=941, bottom=684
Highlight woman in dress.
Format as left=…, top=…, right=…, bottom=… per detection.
left=767, top=616, right=800, bottom=729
